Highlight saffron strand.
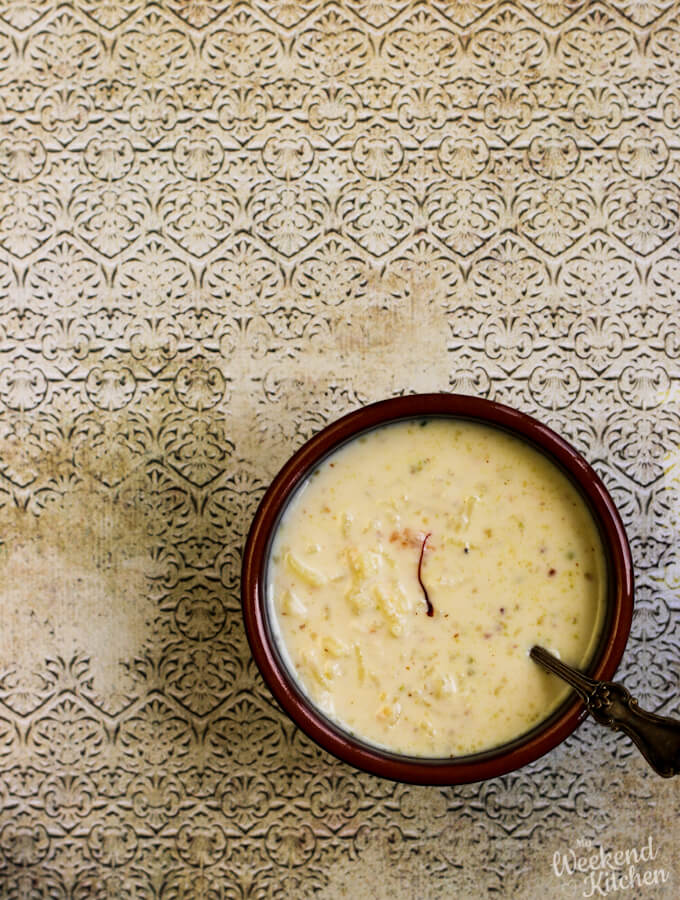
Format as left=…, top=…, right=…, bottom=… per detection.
left=418, top=532, right=434, bottom=617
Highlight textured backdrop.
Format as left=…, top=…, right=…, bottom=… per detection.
left=0, top=0, right=679, bottom=897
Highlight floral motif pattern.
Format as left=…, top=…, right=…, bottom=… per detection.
left=0, top=2, right=678, bottom=899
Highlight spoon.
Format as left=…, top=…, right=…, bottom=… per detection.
left=530, top=645, right=680, bottom=777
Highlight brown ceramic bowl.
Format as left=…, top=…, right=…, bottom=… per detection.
left=241, top=394, right=633, bottom=784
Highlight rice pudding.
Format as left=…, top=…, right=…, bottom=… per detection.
left=267, top=418, right=606, bottom=757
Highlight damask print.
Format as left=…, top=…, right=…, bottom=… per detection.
left=173, top=584, right=226, bottom=641
left=119, top=698, right=194, bottom=769
left=42, top=773, right=97, bottom=831
left=617, top=124, right=669, bottom=179
left=427, top=184, right=501, bottom=255
left=521, top=0, right=581, bottom=27
left=88, top=816, right=137, bottom=867
left=127, top=87, right=181, bottom=144
left=114, top=9, right=195, bottom=84
left=482, top=315, right=541, bottom=369
left=432, top=0, right=494, bottom=27
left=162, top=645, right=238, bottom=716
left=0, top=715, right=17, bottom=761
left=0, top=818, right=51, bottom=866
left=128, top=317, right=183, bottom=374
left=528, top=356, right=581, bottom=409
left=0, top=1, right=678, bottom=898
left=610, top=412, right=673, bottom=486
left=0, top=0, right=52, bottom=31
left=649, top=10, right=680, bottom=80
left=217, top=769, right=276, bottom=830
left=176, top=815, right=228, bottom=867
left=172, top=126, right=225, bottom=182
left=84, top=366, right=136, bottom=411
left=115, top=240, right=193, bottom=313
left=384, top=240, right=461, bottom=342
left=206, top=698, right=287, bottom=769
left=291, top=238, right=367, bottom=309
left=516, top=182, right=592, bottom=255
left=351, top=124, right=404, bottom=180
left=557, top=237, right=639, bottom=313
left=470, top=237, right=549, bottom=312
left=0, top=129, right=47, bottom=183
left=610, top=0, right=675, bottom=27
left=394, top=83, right=450, bottom=142
left=619, top=356, right=672, bottom=409
left=527, top=126, right=579, bottom=179
left=383, top=8, right=460, bottom=79
left=265, top=818, right=317, bottom=867
left=262, top=128, right=315, bottom=180
left=37, top=85, right=93, bottom=145
left=340, top=184, right=415, bottom=255
left=167, top=0, right=226, bottom=30
left=255, top=0, right=319, bottom=29
left=470, top=8, right=548, bottom=78
left=294, top=7, right=370, bottom=78
left=570, top=314, right=629, bottom=374
left=160, top=185, right=236, bottom=257
left=79, top=0, right=141, bottom=31
left=480, top=83, right=538, bottom=143
left=0, top=185, right=59, bottom=258
left=162, top=415, right=234, bottom=486
left=570, top=84, right=627, bottom=141
left=26, top=11, right=103, bottom=85
left=558, top=8, right=637, bottom=80
left=249, top=183, right=327, bottom=256
left=83, top=132, right=136, bottom=182
left=606, top=181, right=679, bottom=255
left=354, top=76, right=399, bottom=112
left=438, top=127, right=489, bottom=180
left=304, top=82, right=361, bottom=143
left=0, top=359, right=48, bottom=412
left=203, top=10, right=283, bottom=80
left=72, top=182, right=148, bottom=258
left=215, top=85, right=272, bottom=144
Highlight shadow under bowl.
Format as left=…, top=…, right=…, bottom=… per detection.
left=241, top=393, right=634, bottom=785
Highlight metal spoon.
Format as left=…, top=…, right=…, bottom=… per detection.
left=530, top=645, right=680, bottom=777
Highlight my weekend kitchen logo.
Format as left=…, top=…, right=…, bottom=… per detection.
left=552, top=835, right=671, bottom=897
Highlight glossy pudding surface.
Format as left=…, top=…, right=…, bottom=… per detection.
left=267, top=418, right=606, bottom=757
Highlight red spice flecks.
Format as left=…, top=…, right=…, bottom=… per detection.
left=417, top=532, right=434, bottom=617
left=549, top=568, right=556, bottom=576
left=391, top=527, right=424, bottom=548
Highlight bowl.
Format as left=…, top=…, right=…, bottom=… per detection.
left=241, top=394, right=633, bottom=784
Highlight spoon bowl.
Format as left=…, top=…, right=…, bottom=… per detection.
left=531, top=645, right=680, bottom=777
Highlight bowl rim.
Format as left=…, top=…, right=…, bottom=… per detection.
left=241, top=393, right=634, bottom=785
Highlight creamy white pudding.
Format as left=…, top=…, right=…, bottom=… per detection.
left=267, top=418, right=606, bottom=757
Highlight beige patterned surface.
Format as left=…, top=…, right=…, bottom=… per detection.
left=0, top=0, right=679, bottom=896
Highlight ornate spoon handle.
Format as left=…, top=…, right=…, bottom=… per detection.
left=530, top=645, right=680, bottom=778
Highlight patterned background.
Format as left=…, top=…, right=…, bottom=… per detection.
left=0, top=0, right=679, bottom=897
